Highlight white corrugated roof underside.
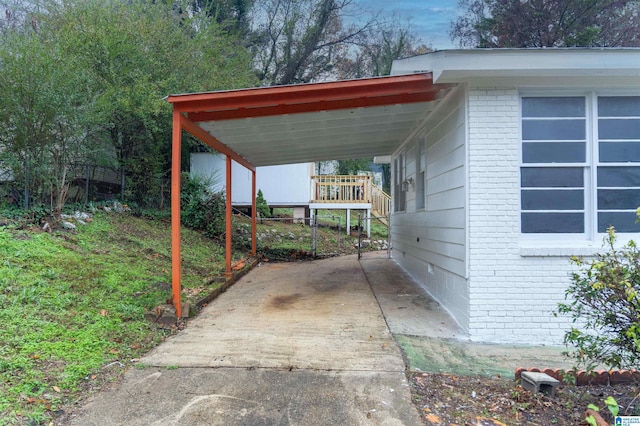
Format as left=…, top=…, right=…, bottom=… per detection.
left=198, top=101, right=437, bottom=167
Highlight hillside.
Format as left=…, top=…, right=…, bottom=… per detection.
left=0, top=210, right=241, bottom=424
left=0, top=208, right=387, bottom=424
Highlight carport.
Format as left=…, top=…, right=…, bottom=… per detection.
left=167, top=73, right=451, bottom=316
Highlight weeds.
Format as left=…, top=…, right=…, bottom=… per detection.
left=0, top=211, right=229, bottom=423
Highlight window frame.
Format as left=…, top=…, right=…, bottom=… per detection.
left=394, top=153, right=405, bottom=213
left=416, top=133, right=426, bottom=211
left=519, top=90, right=640, bottom=240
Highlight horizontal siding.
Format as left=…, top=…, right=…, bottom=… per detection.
left=427, top=186, right=465, bottom=210
left=391, top=85, right=470, bottom=334
left=429, top=166, right=464, bottom=194
left=427, top=145, right=465, bottom=180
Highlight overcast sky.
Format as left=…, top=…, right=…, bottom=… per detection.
left=355, top=0, right=461, bottom=50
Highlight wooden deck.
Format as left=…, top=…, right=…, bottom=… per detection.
left=310, top=175, right=390, bottom=224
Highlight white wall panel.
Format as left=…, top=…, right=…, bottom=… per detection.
left=190, top=153, right=312, bottom=205
left=391, top=86, right=469, bottom=333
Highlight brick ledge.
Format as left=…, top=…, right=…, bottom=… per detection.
left=515, top=367, right=640, bottom=386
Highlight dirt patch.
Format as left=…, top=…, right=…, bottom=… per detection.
left=409, top=371, right=640, bottom=425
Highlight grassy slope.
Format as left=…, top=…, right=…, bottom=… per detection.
left=0, top=212, right=231, bottom=425
left=0, top=210, right=388, bottom=424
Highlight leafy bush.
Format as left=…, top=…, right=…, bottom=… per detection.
left=256, top=189, right=270, bottom=218
left=180, top=174, right=225, bottom=239
left=558, top=227, right=640, bottom=369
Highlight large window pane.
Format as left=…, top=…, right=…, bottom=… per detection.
left=598, top=189, right=640, bottom=209
left=598, top=167, right=640, bottom=187
left=598, top=212, right=640, bottom=232
left=522, top=213, right=584, bottom=233
left=599, top=142, right=640, bottom=162
left=523, top=142, right=586, bottom=163
left=522, top=120, right=585, bottom=140
left=521, top=167, right=583, bottom=187
left=598, top=96, right=640, bottom=117
left=523, top=97, right=585, bottom=117
left=598, top=119, right=640, bottom=140
left=522, top=190, right=583, bottom=210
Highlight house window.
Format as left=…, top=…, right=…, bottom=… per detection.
left=416, top=135, right=426, bottom=210
left=597, top=96, right=640, bottom=232
left=394, top=154, right=405, bottom=212
left=521, top=95, right=640, bottom=235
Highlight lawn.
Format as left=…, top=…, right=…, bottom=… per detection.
left=0, top=211, right=233, bottom=425
left=0, top=207, right=390, bottom=424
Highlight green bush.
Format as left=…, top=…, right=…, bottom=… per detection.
left=180, top=174, right=225, bottom=239
left=256, top=189, right=270, bottom=218
left=558, top=227, right=640, bottom=369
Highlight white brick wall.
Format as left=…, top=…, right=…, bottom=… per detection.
left=467, top=88, right=576, bottom=345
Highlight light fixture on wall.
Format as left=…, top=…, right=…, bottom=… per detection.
left=402, top=177, right=414, bottom=192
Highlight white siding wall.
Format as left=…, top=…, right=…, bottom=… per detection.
left=391, top=87, right=470, bottom=333
left=191, top=153, right=312, bottom=205
left=467, top=88, right=574, bottom=345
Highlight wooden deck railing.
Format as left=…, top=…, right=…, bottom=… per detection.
left=371, top=184, right=391, bottom=219
left=311, top=175, right=391, bottom=223
left=311, top=175, right=371, bottom=203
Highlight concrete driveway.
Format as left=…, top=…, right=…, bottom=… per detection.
left=61, top=256, right=423, bottom=425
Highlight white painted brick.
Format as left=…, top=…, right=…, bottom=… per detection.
left=467, top=87, right=572, bottom=345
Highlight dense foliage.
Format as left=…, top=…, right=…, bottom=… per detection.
left=180, top=174, right=227, bottom=239
left=0, top=0, right=423, bottom=213
left=451, top=0, right=640, bottom=48
left=558, top=227, right=640, bottom=370
left=0, top=0, right=256, bottom=211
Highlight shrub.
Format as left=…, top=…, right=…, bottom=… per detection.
left=256, top=189, right=270, bottom=218
left=180, top=174, right=225, bottom=239
left=558, top=227, right=640, bottom=369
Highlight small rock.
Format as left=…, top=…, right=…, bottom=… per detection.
left=61, top=221, right=76, bottom=230
left=74, top=211, right=92, bottom=220
left=144, top=311, right=158, bottom=322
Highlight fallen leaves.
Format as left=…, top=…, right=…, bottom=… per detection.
left=425, top=413, right=442, bottom=423
left=409, top=371, right=640, bottom=426
left=423, top=408, right=442, bottom=424
left=24, top=396, right=52, bottom=411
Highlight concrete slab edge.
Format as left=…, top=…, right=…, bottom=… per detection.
left=195, top=255, right=263, bottom=310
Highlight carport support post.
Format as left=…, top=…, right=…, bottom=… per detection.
left=366, top=209, right=371, bottom=237
left=346, top=209, right=351, bottom=235
left=251, top=169, right=257, bottom=255
left=225, top=155, right=232, bottom=277
left=171, top=111, right=182, bottom=318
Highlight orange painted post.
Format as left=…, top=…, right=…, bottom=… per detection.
left=171, top=111, right=182, bottom=318
left=225, top=155, right=232, bottom=276
left=251, top=169, right=257, bottom=255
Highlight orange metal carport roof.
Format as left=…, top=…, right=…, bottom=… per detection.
left=167, top=73, right=450, bottom=316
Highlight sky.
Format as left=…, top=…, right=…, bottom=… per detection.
left=355, top=0, right=461, bottom=50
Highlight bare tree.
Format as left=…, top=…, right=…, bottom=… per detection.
left=451, top=0, right=640, bottom=48
left=251, top=0, right=374, bottom=85
left=335, top=16, right=430, bottom=79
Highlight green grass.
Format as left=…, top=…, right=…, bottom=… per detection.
left=0, top=208, right=389, bottom=424
left=0, top=212, right=233, bottom=425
